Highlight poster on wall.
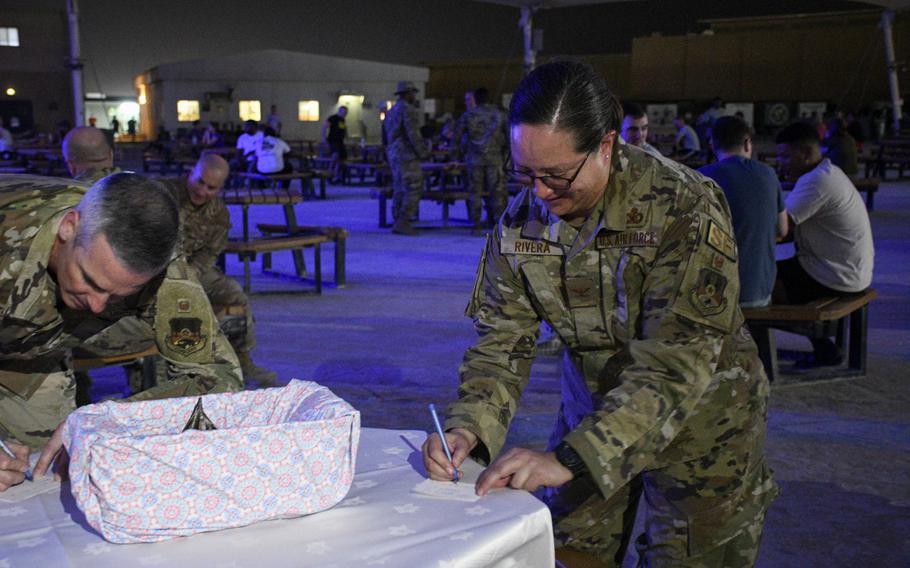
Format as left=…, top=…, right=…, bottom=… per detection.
left=646, top=104, right=678, bottom=128
left=724, top=103, right=755, bottom=127
left=763, top=102, right=792, bottom=128
left=797, top=102, right=827, bottom=120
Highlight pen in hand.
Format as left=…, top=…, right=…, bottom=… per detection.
left=428, top=404, right=459, bottom=483
left=0, top=438, right=33, bottom=482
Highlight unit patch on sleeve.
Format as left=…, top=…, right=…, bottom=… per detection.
left=166, top=317, right=208, bottom=356
left=688, top=268, right=729, bottom=316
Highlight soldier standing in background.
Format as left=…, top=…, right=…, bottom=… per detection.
left=423, top=61, right=777, bottom=567
left=383, top=81, right=429, bottom=236
left=0, top=173, right=243, bottom=490
left=162, top=154, right=278, bottom=388
left=454, top=87, right=509, bottom=228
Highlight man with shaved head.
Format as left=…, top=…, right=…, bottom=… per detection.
left=62, top=126, right=117, bottom=182
left=163, top=154, right=277, bottom=387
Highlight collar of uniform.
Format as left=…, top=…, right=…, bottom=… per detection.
left=4, top=209, right=66, bottom=320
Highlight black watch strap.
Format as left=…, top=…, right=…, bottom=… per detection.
left=554, top=441, right=587, bottom=478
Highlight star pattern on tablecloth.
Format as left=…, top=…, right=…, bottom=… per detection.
left=465, top=505, right=491, bottom=516
left=340, top=495, right=367, bottom=507
left=138, top=555, right=167, bottom=566
left=82, top=542, right=114, bottom=555
left=388, top=524, right=416, bottom=536
left=393, top=503, right=420, bottom=514
left=16, top=536, right=45, bottom=548
left=382, top=447, right=404, bottom=455
left=0, top=507, right=26, bottom=517
left=354, top=479, right=378, bottom=489
left=306, top=541, right=329, bottom=555
left=449, top=531, right=473, bottom=541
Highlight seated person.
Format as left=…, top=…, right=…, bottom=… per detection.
left=774, top=122, right=875, bottom=365
left=201, top=123, right=224, bottom=148
left=0, top=173, right=243, bottom=491
left=699, top=116, right=788, bottom=308
left=255, top=126, right=292, bottom=175
left=62, top=126, right=119, bottom=183
left=620, top=102, right=662, bottom=157
left=822, top=117, right=859, bottom=178
left=163, top=155, right=277, bottom=387
left=672, top=115, right=700, bottom=159
left=234, top=120, right=262, bottom=171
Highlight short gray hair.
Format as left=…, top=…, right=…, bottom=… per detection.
left=74, top=172, right=179, bottom=275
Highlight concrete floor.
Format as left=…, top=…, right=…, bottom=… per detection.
left=92, top=170, right=909, bottom=566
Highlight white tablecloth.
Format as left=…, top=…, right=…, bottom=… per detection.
left=0, top=429, right=554, bottom=567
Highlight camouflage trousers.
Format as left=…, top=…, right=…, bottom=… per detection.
left=389, top=158, right=424, bottom=223
left=0, top=370, right=75, bottom=449
left=195, top=264, right=255, bottom=354
left=465, top=163, right=507, bottom=225
left=548, top=357, right=779, bottom=566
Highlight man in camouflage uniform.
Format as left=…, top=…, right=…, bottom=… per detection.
left=424, top=62, right=777, bottom=567
left=63, top=126, right=119, bottom=183
left=0, top=173, right=242, bottom=490
left=162, top=154, right=277, bottom=387
left=453, top=87, right=509, bottom=228
left=383, top=80, right=429, bottom=236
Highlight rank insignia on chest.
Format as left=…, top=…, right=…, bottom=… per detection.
left=596, top=230, right=659, bottom=249
left=501, top=238, right=563, bottom=255
left=177, top=299, right=191, bottom=313
left=565, top=277, right=598, bottom=308
left=626, top=207, right=645, bottom=227
left=706, top=220, right=737, bottom=261
left=166, top=317, right=207, bottom=356
left=688, top=268, right=729, bottom=316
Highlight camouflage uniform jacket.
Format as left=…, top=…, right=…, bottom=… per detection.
left=453, top=104, right=509, bottom=166
left=384, top=99, right=429, bottom=163
left=73, top=166, right=120, bottom=185
left=447, top=141, right=767, bottom=497
left=0, top=175, right=242, bottom=400
left=163, top=177, right=231, bottom=273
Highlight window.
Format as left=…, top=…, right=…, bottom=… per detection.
left=177, top=100, right=200, bottom=122
left=138, top=84, right=147, bottom=105
left=239, top=100, right=261, bottom=122
left=0, top=27, right=19, bottom=47
left=298, top=100, right=319, bottom=121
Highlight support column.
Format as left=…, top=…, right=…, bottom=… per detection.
left=66, top=0, right=85, bottom=126
left=520, top=5, right=536, bottom=76
left=881, top=10, right=903, bottom=136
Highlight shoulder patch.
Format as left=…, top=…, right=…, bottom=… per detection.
left=166, top=317, right=208, bottom=356
left=687, top=268, right=729, bottom=316
left=706, top=220, right=737, bottom=261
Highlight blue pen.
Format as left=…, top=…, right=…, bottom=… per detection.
left=428, top=403, right=459, bottom=483
left=0, top=438, right=33, bottom=482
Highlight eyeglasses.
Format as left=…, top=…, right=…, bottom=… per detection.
left=505, top=152, right=591, bottom=192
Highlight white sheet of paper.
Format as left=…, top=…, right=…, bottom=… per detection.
left=0, top=475, right=60, bottom=503
left=411, top=478, right=481, bottom=502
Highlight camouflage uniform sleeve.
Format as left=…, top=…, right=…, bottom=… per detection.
left=129, top=258, right=243, bottom=402
left=452, top=114, right=467, bottom=161
left=445, top=234, right=542, bottom=464
left=405, top=107, right=430, bottom=161
left=563, top=200, right=741, bottom=497
left=186, top=205, right=230, bottom=270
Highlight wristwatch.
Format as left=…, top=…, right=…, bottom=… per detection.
left=554, top=441, right=588, bottom=478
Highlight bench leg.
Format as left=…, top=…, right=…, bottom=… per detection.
left=283, top=204, right=308, bottom=277
left=140, top=355, right=158, bottom=391
left=748, top=324, right=778, bottom=383
left=443, top=201, right=450, bottom=227
left=241, top=253, right=252, bottom=293
left=848, top=304, right=869, bottom=373
left=320, top=177, right=326, bottom=199
left=334, top=238, right=346, bottom=288
left=866, top=190, right=875, bottom=211
left=315, top=244, right=323, bottom=295
left=379, top=193, right=390, bottom=228
left=263, top=252, right=272, bottom=271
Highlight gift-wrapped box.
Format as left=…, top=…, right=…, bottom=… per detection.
left=63, top=380, right=360, bottom=543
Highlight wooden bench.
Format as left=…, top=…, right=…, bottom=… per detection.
left=371, top=186, right=473, bottom=228
left=866, top=138, right=910, bottom=180
left=223, top=234, right=330, bottom=294
left=743, top=289, right=877, bottom=384
left=257, top=223, right=348, bottom=287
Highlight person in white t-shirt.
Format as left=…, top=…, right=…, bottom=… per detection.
left=234, top=120, right=262, bottom=171
left=774, top=121, right=874, bottom=366
left=672, top=116, right=700, bottom=159
left=254, top=127, right=291, bottom=175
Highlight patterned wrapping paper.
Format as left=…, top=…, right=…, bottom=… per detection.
left=63, top=380, right=360, bottom=543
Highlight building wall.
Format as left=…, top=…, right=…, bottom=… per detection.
left=0, top=6, right=73, bottom=133
left=143, top=79, right=423, bottom=144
